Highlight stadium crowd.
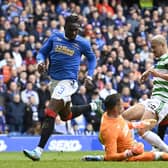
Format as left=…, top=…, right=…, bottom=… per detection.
left=0, top=0, right=168, bottom=136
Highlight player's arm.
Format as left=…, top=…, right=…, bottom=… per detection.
left=83, top=136, right=126, bottom=161
left=149, top=68, right=168, bottom=81
left=82, top=40, right=96, bottom=78
left=36, top=36, right=53, bottom=63
left=104, top=142, right=144, bottom=161
left=141, top=63, right=168, bottom=82
left=82, top=40, right=96, bottom=89
left=36, top=36, right=53, bottom=73
left=100, top=132, right=127, bottom=161
left=104, top=142, right=126, bottom=161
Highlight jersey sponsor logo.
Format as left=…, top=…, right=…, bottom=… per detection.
left=55, top=45, right=74, bottom=56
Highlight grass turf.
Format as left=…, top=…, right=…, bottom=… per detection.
left=0, top=151, right=167, bottom=168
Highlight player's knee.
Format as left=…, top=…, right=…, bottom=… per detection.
left=60, top=112, right=72, bottom=121
left=45, top=108, right=57, bottom=118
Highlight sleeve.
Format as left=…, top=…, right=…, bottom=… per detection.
left=82, top=40, right=96, bottom=77
left=101, top=129, right=127, bottom=161
left=36, top=36, right=53, bottom=63
left=102, top=119, right=133, bottom=161
left=104, top=141, right=127, bottom=161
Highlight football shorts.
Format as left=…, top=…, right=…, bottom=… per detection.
left=50, top=79, right=78, bottom=103
left=141, top=98, right=168, bottom=123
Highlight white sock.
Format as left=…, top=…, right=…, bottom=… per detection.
left=90, top=102, right=97, bottom=111
left=142, top=131, right=168, bottom=152
left=154, top=152, right=163, bottom=160
left=35, top=146, right=43, bottom=155
left=131, top=129, right=135, bottom=139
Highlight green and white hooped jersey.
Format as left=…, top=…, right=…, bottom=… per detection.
left=152, top=53, right=168, bottom=103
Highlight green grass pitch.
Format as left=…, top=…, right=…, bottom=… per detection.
left=0, top=151, right=167, bottom=168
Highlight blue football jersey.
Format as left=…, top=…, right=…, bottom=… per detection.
left=36, top=31, right=96, bottom=80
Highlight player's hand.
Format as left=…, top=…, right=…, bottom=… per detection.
left=140, top=71, right=149, bottom=83
left=84, top=76, right=94, bottom=90
left=37, top=63, right=47, bottom=73
left=124, top=142, right=144, bottom=158
left=131, top=142, right=144, bottom=155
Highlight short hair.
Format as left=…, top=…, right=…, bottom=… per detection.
left=65, top=13, right=80, bottom=25
left=151, top=35, right=167, bottom=46
left=104, top=93, right=121, bottom=110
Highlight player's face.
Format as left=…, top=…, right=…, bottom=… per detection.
left=117, top=99, right=124, bottom=115
left=151, top=41, right=164, bottom=58
left=65, top=23, right=80, bottom=40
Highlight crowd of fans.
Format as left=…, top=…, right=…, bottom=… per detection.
left=0, top=0, right=168, bottom=136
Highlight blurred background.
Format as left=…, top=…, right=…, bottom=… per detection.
left=0, top=0, right=168, bottom=151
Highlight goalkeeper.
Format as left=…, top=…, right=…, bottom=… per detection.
left=83, top=94, right=168, bottom=161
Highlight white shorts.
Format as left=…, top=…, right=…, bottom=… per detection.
left=50, top=79, right=78, bottom=103
left=141, top=98, right=168, bottom=123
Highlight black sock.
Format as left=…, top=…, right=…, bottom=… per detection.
left=71, top=104, right=91, bottom=119
left=38, top=116, right=55, bottom=148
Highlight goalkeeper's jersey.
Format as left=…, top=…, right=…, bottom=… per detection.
left=152, top=53, right=168, bottom=103
left=99, top=112, right=134, bottom=161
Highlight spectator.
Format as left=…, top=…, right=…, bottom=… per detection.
left=71, top=85, right=90, bottom=132
left=84, top=123, right=96, bottom=135
left=5, top=81, right=20, bottom=104
left=54, top=115, right=68, bottom=135
left=18, top=71, right=27, bottom=91
left=21, top=81, right=39, bottom=105
left=1, top=58, right=14, bottom=84
left=6, top=93, right=26, bottom=133
left=0, top=106, right=7, bottom=134
left=99, top=82, right=117, bottom=100
left=37, top=81, right=51, bottom=123
left=24, top=50, right=37, bottom=67
left=10, top=41, right=23, bottom=68
left=121, top=86, right=132, bottom=110
left=87, top=89, right=104, bottom=132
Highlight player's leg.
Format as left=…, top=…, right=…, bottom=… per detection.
left=122, top=103, right=145, bottom=121
left=127, top=152, right=155, bottom=161
left=160, top=152, right=168, bottom=160
left=23, top=80, right=99, bottom=161
left=158, top=122, right=167, bottom=140
left=59, top=101, right=98, bottom=121
left=57, top=80, right=100, bottom=121
left=138, top=99, right=168, bottom=152
left=23, top=98, right=61, bottom=161
left=128, top=151, right=168, bottom=161
left=23, top=80, right=67, bottom=161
